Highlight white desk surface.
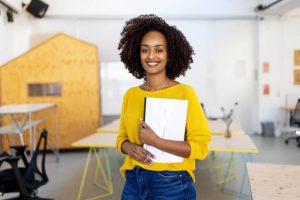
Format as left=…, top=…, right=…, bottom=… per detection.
left=280, top=106, right=294, bottom=111
left=72, top=133, right=117, bottom=148
left=0, top=119, right=43, bottom=134
left=73, top=131, right=258, bottom=154
left=247, top=163, right=300, bottom=200
left=0, top=103, right=56, bottom=114
left=97, top=119, right=120, bottom=133
left=209, top=134, right=258, bottom=153
left=208, top=119, right=244, bottom=135
left=97, top=118, right=244, bottom=134
left=93, top=118, right=256, bottom=153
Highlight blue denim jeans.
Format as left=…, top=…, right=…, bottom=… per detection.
left=121, top=166, right=196, bottom=200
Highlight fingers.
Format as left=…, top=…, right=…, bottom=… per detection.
left=138, top=149, right=154, bottom=165
left=145, top=150, right=155, bottom=159
left=139, top=154, right=153, bottom=165
left=130, top=145, right=155, bottom=165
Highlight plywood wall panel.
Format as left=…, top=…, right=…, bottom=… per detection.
left=0, top=33, right=101, bottom=149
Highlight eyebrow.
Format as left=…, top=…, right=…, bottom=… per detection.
left=141, top=44, right=165, bottom=47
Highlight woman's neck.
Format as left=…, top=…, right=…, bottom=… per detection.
left=144, top=75, right=169, bottom=91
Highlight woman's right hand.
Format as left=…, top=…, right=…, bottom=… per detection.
left=121, top=141, right=155, bottom=165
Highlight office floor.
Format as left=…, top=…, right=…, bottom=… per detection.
left=3, top=117, right=300, bottom=200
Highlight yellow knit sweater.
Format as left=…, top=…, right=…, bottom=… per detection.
left=116, top=84, right=211, bottom=181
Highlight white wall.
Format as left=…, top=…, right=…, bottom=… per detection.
left=258, top=18, right=283, bottom=125
left=258, top=15, right=300, bottom=135
left=0, top=12, right=31, bottom=65
left=175, top=20, right=258, bottom=134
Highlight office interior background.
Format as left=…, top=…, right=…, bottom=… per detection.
left=0, top=0, right=300, bottom=200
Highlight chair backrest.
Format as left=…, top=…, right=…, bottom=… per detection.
left=0, top=129, right=49, bottom=198
left=295, top=99, right=300, bottom=112
left=291, top=99, right=300, bottom=126
left=24, top=129, right=49, bottom=191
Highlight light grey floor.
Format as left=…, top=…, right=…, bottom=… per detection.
left=2, top=117, right=300, bottom=200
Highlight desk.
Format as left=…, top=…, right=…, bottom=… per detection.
left=93, top=118, right=255, bottom=198
left=208, top=119, right=244, bottom=135
left=247, top=163, right=300, bottom=200
left=209, top=135, right=257, bottom=153
left=72, top=133, right=117, bottom=200
left=96, top=118, right=244, bottom=135
left=0, top=103, right=59, bottom=160
left=280, top=106, right=294, bottom=111
left=209, top=134, right=258, bottom=199
left=96, top=119, right=120, bottom=133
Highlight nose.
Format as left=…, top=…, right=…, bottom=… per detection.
left=147, top=49, right=155, bottom=59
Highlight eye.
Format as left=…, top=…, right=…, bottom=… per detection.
left=155, top=48, right=164, bottom=53
left=141, top=48, right=149, bottom=53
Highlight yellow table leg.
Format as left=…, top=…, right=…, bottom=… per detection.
left=77, top=147, right=114, bottom=200
left=77, top=148, right=93, bottom=200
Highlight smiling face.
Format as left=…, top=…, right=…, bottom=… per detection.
left=140, top=31, right=168, bottom=77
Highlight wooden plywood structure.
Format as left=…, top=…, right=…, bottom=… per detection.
left=247, top=163, right=300, bottom=200
left=0, top=33, right=101, bottom=149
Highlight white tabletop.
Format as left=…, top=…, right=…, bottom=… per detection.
left=280, top=106, right=294, bottom=111
left=0, top=103, right=56, bottom=114
left=209, top=134, right=258, bottom=153
left=73, top=131, right=258, bottom=153
left=92, top=118, right=256, bottom=153
left=247, top=163, right=300, bottom=200
left=208, top=119, right=244, bottom=134
left=72, top=133, right=117, bottom=148
left=97, top=119, right=120, bottom=132
left=96, top=118, right=244, bottom=134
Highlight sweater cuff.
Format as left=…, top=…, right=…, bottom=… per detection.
left=118, top=139, right=129, bottom=155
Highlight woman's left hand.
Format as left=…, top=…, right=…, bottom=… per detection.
left=138, top=119, right=160, bottom=146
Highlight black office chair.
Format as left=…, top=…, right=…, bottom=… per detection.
left=285, top=99, right=300, bottom=147
left=0, top=129, right=52, bottom=200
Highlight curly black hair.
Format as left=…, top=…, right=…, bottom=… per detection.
left=118, top=14, right=194, bottom=79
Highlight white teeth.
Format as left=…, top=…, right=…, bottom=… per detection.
left=147, top=62, right=159, bottom=66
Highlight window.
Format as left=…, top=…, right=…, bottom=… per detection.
left=28, top=83, right=62, bottom=97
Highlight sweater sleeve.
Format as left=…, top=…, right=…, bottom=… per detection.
left=116, top=92, right=129, bottom=154
left=185, top=87, right=211, bottom=160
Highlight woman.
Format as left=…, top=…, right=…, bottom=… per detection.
left=116, top=14, right=211, bottom=200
